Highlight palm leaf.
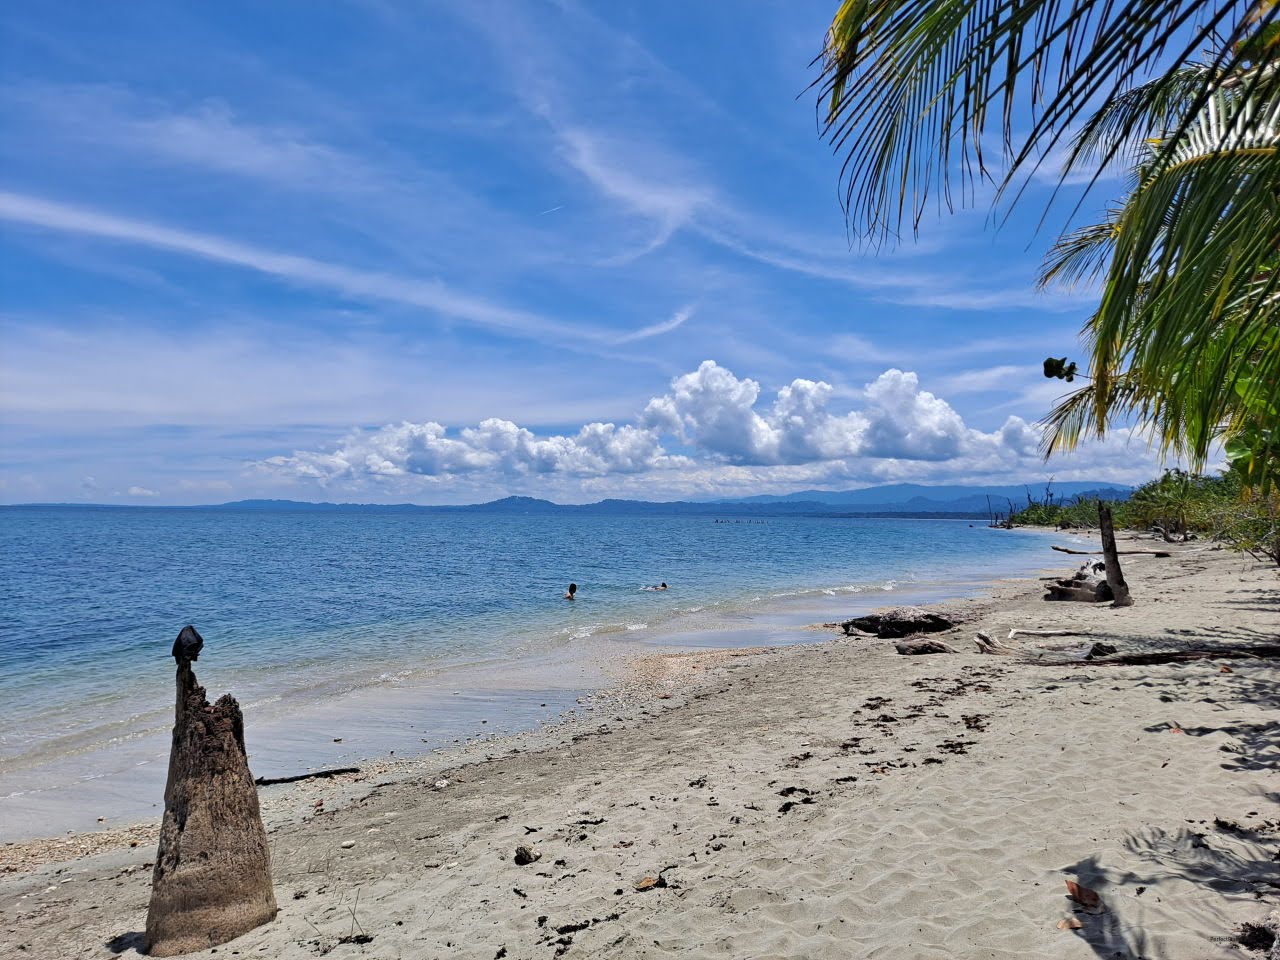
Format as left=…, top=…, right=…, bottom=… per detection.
left=816, top=0, right=1278, bottom=240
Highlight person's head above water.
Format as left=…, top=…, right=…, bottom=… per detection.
left=565, top=582, right=577, bottom=599
left=659, top=582, right=667, bottom=589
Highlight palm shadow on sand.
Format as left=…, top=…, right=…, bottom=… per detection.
left=1061, top=812, right=1280, bottom=959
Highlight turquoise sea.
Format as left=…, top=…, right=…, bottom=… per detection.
left=0, top=506, right=1056, bottom=839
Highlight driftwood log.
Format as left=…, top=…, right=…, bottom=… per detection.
left=975, top=631, right=1280, bottom=666
left=1051, top=545, right=1172, bottom=558
left=895, top=638, right=960, bottom=655
left=1007, top=628, right=1091, bottom=640
left=1075, top=644, right=1280, bottom=666
left=841, top=607, right=954, bottom=638
left=1044, top=568, right=1114, bottom=603
left=145, top=626, right=277, bottom=956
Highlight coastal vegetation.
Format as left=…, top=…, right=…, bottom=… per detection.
left=816, top=1, right=1280, bottom=488
left=1006, top=470, right=1280, bottom=564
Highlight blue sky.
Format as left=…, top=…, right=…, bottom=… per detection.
left=0, top=0, right=1172, bottom=504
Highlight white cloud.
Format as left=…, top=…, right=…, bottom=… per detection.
left=934, top=364, right=1033, bottom=395
left=640, top=361, right=868, bottom=465
left=6, top=85, right=374, bottom=193
left=0, top=191, right=581, bottom=341
left=641, top=361, right=779, bottom=462
left=614, top=304, right=694, bottom=344
left=860, top=370, right=967, bottom=460
left=0, top=191, right=692, bottom=351
left=259, top=359, right=1159, bottom=494
left=126, top=485, right=159, bottom=497
left=262, top=418, right=670, bottom=484
left=557, top=127, right=710, bottom=260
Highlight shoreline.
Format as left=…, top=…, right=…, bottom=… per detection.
left=3, top=533, right=1276, bottom=958
left=0, top=526, right=1061, bottom=844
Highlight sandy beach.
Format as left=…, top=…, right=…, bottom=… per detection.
left=2, top=534, right=1276, bottom=959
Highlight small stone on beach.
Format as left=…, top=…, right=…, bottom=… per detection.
left=513, top=845, right=540, bottom=866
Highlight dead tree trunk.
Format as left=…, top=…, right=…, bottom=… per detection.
left=145, top=626, right=277, bottom=956
left=1098, top=502, right=1133, bottom=608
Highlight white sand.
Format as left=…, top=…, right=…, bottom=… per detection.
left=2, top=535, right=1277, bottom=958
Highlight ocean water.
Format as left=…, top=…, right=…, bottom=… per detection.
left=0, top=506, right=1055, bottom=838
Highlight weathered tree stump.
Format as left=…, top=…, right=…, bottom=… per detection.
left=1099, top=502, right=1133, bottom=607
left=145, top=626, right=277, bottom=956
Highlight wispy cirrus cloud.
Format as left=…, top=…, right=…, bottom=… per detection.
left=555, top=127, right=711, bottom=263
left=0, top=191, right=692, bottom=349
left=614, top=305, right=695, bottom=344
left=459, top=4, right=1094, bottom=315
left=1, top=84, right=371, bottom=191
left=0, top=189, right=574, bottom=339
left=0, top=81, right=569, bottom=280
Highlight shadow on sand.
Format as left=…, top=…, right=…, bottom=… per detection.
left=105, top=931, right=145, bottom=954
left=1062, top=814, right=1280, bottom=960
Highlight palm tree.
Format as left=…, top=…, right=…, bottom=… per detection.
left=1038, top=59, right=1280, bottom=475
left=816, top=1, right=1280, bottom=478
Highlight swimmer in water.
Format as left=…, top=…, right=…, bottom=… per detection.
left=564, top=582, right=577, bottom=600
left=642, top=582, right=669, bottom=591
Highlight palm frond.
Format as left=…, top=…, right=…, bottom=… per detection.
left=815, top=0, right=1277, bottom=240
left=1038, top=63, right=1280, bottom=469
left=1038, top=207, right=1124, bottom=289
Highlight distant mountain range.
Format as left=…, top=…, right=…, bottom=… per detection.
left=716, top=481, right=1132, bottom=515
left=9, top=482, right=1133, bottom=518
left=193, top=482, right=1131, bottom=518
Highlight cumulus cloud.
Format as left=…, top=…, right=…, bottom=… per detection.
left=860, top=370, right=966, bottom=460
left=257, top=360, right=1157, bottom=494
left=640, top=361, right=867, bottom=464
left=127, top=485, right=159, bottom=497
left=263, top=418, right=669, bottom=483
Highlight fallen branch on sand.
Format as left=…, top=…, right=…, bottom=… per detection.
left=895, top=637, right=960, bottom=655
left=1008, top=628, right=1090, bottom=640
left=1051, top=545, right=1172, bottom=557
left=1071, top=645, right=1280, bottom=666
left=974, top=631, right=1099, bottom=661
left=974, top=631, right=1280, bottom=666
left=974, top=633, right=1017, bottom=656
left=254, top=767, right=361, bottom=787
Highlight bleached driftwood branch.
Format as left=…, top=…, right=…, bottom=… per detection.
left=1051, top=545, right=1172, bottom=557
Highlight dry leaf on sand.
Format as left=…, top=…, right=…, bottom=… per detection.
left=1065, top=879, right=1106, bottom=913
left=634, top=876, right=660, bottom=892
